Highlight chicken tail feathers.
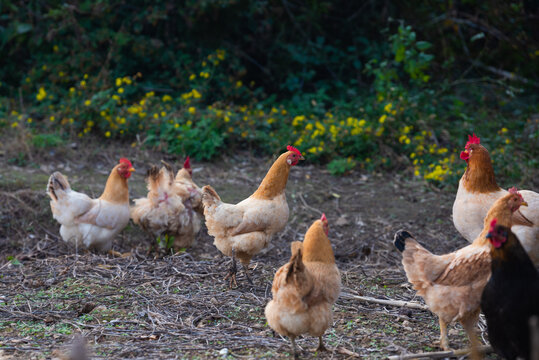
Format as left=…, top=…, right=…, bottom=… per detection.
left=47, top=172, right=71, bottom=201
left=202, top=185, right=221, bottom=208
left=394, top=230, right=414, bottom=253
left=160, top=160, right=175, bottom=184
left=285, top=246, right=305, bottom=284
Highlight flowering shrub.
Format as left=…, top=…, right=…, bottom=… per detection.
left=0, top=22, right=536, bottom=186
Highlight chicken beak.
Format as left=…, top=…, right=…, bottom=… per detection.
left=521, top=201, right=528, bottom=207
left=129, top=167, right=136, bottom=173
left=299, top=154, right=305, bottom=161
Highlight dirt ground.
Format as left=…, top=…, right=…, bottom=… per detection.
left=0, top=140, right=501, bottom=359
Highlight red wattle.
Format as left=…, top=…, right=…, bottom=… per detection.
left=460, top=151, right=469, bottom=162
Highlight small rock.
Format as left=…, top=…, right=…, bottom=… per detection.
left=210, top=297, right=219, bottom=306
left=219, top=348, right=229, bottom=356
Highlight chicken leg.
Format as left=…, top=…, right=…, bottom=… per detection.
left=290, top=336, right=299, bottom=359
left=316, top=336, right=327, bottom=352
left=438, top=318, right=451, bottom=351
left=224, top=250, right=238, bottom=288
left=242, top=263, right=254, bottom=285
left=461, top=315, right=481, bottom=360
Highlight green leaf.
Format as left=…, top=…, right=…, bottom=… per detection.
left=16, top=23, right=32, bottom=34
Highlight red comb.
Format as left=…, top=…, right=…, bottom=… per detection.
left=286, top=145, right=302, bottom=156
left=489, top=218, right=497, bottom=233
left=183, top=156, right=191, bottom=169
left=508, top=186, right=524, bottom=200
left=321, top=213, right=327, bottom=222
left=119, top=158, right=132, bottom=167
left=465, top=133, right=481, bottom=149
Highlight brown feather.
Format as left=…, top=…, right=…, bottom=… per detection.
left=302, top=220, right=335, bottom=264
left=463, top=144, right=502, bottom=193
left=99, top=164, right=130, bottom=204
left=251, top=151, right=292, bottom=200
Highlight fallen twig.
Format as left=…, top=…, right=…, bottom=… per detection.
left=340, top=292, right=429, bottom=311
left=388, top=345, right=493, bottom=359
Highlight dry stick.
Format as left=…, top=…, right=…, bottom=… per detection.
left=340, top=292, right=429, bottom=311
left=388, top=345, right=493, bottom=360
left=298, top=192, right=323, bottom=215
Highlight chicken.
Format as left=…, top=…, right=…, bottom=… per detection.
left=47, top=158, right=135, bottom=252
left=481, top=222, right=539, bottom=360
left=174, top=156, right=203, bottom=215
left=131, top=159, right=201, bottom=249
left=265, top=214, right=341, bottom=358
left=202, top=146, right=304, bottom=286
left=453, top=133, right=539, bottom=264
left=393, top=190, right=527, bottom=353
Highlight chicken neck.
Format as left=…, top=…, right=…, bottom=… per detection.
left=251, top=152, right=291, bottom=200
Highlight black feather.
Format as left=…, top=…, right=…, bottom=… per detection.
left=393, top=230, right=413, bottom=253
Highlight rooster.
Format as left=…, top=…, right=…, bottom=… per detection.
left=453, top=133, right=538, bottom=264
left=131, top=159, right=201, bottom=250
left=47, top=158, right=135, bottom=252
left=394, top=191, right=527, bottom=354
left=481, top=221, right=539, bottom=360
left=265, top=214, right=341, bottom=358
left=202, top=145, right=304, bottom=286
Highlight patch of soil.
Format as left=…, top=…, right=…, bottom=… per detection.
left=0, top=141, right=498, bottom=359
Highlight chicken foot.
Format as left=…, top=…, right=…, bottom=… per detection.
left=224, top=250, right=238, bottom=288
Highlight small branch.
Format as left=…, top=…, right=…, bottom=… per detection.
left=388, top=345, right=493, bottom=360
left=470, top=60, right=539, bottom=87
left=298, top=193, right=323, bottom=216
left=339, top=292, right=429, bottom=311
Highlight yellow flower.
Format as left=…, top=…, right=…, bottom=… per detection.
left=505, top=138, right=511, bottom=144
left=414, top=169, right=420, bottom=176
left=236, top=81, right=242, bottom=88
left=59, top=71, right=65, bottom=77
left=105, top=131, right=111, bottom=138
left=115, top=78, right=122, bottom=87
left=267, top=118, right=276, bottom=124
left=501, top=127, right=508, bottom=133
left=281, top=109, right=287, bottom=115
left=174, top=123, right=180, bottom=128
left=292, top=115, right=305, bottom=127
left=83, top=74, right=89, bottom=79
left=192, top=89, right=202, bottom=99
left=36, top=87, right=47, bottom=101
left=50, top=116, right=55, bottom=122
left=11, top=122, right=18, bottom=128
left=69, top=87, right=75, bottom=93
left=379, top=114, right=387, bottom=124
left=358, top=119, right=366, bottom=127
left=42, top=65, right=47, bottom=70
left=224, top=116, right=230, bottom=122
left=27, top=117, right=33, bottom=123
left=307, top=146, right=318, bottom=154
left=53, top=45, right=59, bottom=52
left=69, top=118, right=74, bottom=124
left=161, top=111, right=166, bottom=117
left=162, top=95, right=172, bottom=102
left=118, top=87, right=124, bottom=94
left=153, top=113, right=159, bottom=119
left=80, top=80, right=86, bottom=87
left=305, top=123, right=313, bottom=131
left=188, top=107, right=196, bottom=114
left=189, top=74, right=196, bottom=81
left=241, top=131, right=248, bottom=138
left=375, top=127, right=384, bottom=136
left=84, top=100, right=91, bottom=106
left=123, top=76, right=132, bottom=85
left=384, top=103, right=393, bottom=112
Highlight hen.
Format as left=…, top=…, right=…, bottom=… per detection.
left=394, top=191, right=527, bottom=353
left=174, top=156, right=203, bottom=215
left=265, top=214, right=341, bottom=358
left=453, top=133, right=538, bottom=264
left=202, top=145, right=304, bottom=286
left=131, top=159, right=201, bottom=250
left=481, top=221, right=539, bottom=360
left=47, top=158, right=135, bottom=252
